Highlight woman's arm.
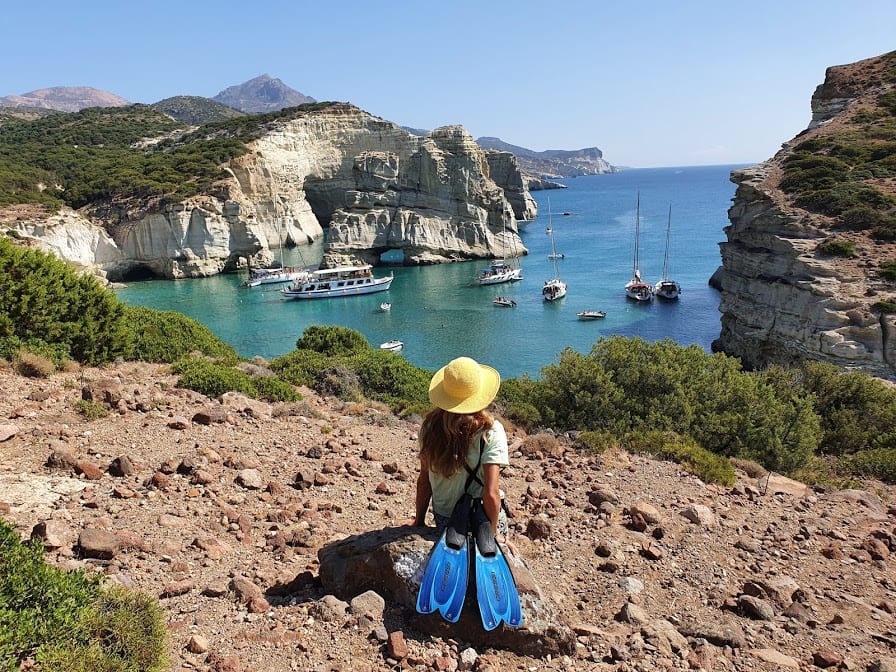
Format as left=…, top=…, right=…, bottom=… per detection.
left=481, top=463, right=502, bottom=533
left=412, top=463, right=433, bottom=526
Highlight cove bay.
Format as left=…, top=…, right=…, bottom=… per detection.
left=116, top=164, right=749, bottom=379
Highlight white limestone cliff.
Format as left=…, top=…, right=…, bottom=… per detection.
left=713, top=54, right=896, bottom=382
left=3, top=104, right=530, bottom=279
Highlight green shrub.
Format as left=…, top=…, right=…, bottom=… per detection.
left=250, top=376, right=301, bottom=403
left=795, top=361, right=896, bottom=456
left=352, top=349, right=431, bottom=414
left=74, top=399, right=109, bottom=420
left=171, top=357, right=254, bottom=398
left=879, top=260, right=896, bottom=281
left=0, top=238, right=129, bottom=365
left=840, top=204, right=888, bottom=230
left=295, top=324, right=371, bottom=357
left=495, top=376, right=542, bottom=429
left=314, top=365, right=363, bottom=402
left=874, top=301, right=896, bottom=314
left=121, top=305, right=237, bottom=363
left=816, top=239, right=856, bottom=257
left=529, top=337, right=819, bottom=475
left=622, top=430, right=736, bottom=486
left=842, top=448, right=896, bottom=483
left=576, top=430, right=616, bottom=454
left=0, top=519, right=167, bottom=672
left=271, top=349, right=336, bottom=388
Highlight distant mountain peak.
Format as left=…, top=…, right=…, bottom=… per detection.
left=0, top=86, right=130, bottom=113
left=211, top=75, right=316, bottom=114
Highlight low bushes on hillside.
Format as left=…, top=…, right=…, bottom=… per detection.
left=0, top=519, right=167, bottom=671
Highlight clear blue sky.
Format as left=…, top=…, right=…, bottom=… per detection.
left=3, top=0, right=894, bottom=168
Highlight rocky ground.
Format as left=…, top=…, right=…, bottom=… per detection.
left=2, top=361, right=896, bottom=672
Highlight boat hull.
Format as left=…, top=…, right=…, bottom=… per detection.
left=625, top=281, right=653, bottom=302
left=245, top=269, right=312, bottom=287
left=577, top=311, right=606, bottom=320
left=478, top=270, right=522, bottom=285
left=281, top=275, right=393, bottom=299
left=543, top=279, right=567, bottom=302
left=654, top=281, right=681, bottom=300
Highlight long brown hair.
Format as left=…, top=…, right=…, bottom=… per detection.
left=419, top=407, right=493, bottom=478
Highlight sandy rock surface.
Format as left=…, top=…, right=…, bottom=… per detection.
left=2, top=362, right=896, bottom=672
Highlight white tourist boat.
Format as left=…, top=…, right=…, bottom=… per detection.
left=379, top=339, right=404, bottom=352
left=654, top=205, right=682, bottom=300
left=577, top=310, right=606, bottom=320
left=625, top=194, right=654, bottom=302
left=280, top=265, right=393, bottom=300
left=477, top=259, right=522, bottom=285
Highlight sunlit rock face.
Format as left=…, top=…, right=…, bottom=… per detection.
left=5, top=103, right=531, bottom=279
left=713, top=53, right=896, bottom=381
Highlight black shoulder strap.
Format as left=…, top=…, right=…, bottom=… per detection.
left=463, top=434, right=484, bottom=493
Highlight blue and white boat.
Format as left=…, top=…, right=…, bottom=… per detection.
left=281, top=264, right=393, bottom=300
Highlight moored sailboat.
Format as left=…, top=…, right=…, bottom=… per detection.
left=654, top=205, right=681, bottom=300
left=542, top=206, right=567, bottom=302
left=625, top=193, right=654, bottom=302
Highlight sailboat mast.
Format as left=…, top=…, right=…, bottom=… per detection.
left=632, top=193, right=640, bottom=277
left=662, top=205, right=672, bottom=280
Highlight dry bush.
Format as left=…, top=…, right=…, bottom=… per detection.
left=730, top=457, right=768, bottom=478
left=13, top=351, right=55, bottom=378
left=519, top=432, right=564, bottom=459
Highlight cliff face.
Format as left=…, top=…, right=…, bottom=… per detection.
left=7, top=104, right=530, bottom=279
left=713, top=52, right=896, bottom=381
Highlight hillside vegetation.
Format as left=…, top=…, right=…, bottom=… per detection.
left=780, top=51, right=896, bottom=243
left=3, top=235, right=896, bottom=489
left=151, top=96, right=246, bottom=125
left=0, top=102, right=336, bottom=210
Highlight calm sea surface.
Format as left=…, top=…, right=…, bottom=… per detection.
left=116, top=164, right=750, bottom=379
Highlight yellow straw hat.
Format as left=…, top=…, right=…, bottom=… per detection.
left=428, top=357, right=501, bottom=414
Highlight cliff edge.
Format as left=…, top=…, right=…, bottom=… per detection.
left=713, top=51, right=896, bottom=381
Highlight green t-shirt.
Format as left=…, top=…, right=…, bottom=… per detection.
left=428, top=420, right=509, bottom=518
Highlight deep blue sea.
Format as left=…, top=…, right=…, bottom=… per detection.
left=116, top=164, right=750, bottom=379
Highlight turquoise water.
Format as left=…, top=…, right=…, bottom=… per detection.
left=116, top=164, right=749, bottom=379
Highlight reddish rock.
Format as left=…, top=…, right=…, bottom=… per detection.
left=387, top=630, right=409, bottom=660
left=75, top=460, right=104, bottom=480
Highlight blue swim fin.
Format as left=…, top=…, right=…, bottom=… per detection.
left=472, top=503, right=523, bottom=630
left=416, top=494, right=472, bottom=623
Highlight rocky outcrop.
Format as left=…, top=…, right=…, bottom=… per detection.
left=323, top=124, right=527, bottom=267
left=485, top=151, right=538, bottom=221
left=317, top=527, right=576, bottom=656
left=476, top=137, right=619, bottom=180
left=713, top=53, right=896, bottom=381
left=3, top=104, right=531, bottom=279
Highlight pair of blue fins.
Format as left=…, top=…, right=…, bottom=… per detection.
left=416, top=494, right=523, bottom=630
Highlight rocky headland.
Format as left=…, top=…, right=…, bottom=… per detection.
left=713, top=52, right=896, bottom=382
left=1, top=104, right=533, bottom=280
left=3, top=363, right=896, bottom=671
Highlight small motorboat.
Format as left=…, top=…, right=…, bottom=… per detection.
left=379, top=302, right=392, bottom=312
left=493, top=296, right=517, bottom=307
left=379, top=339, right=404, bottom=352
left=577, top=310, right=606, bottom=320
